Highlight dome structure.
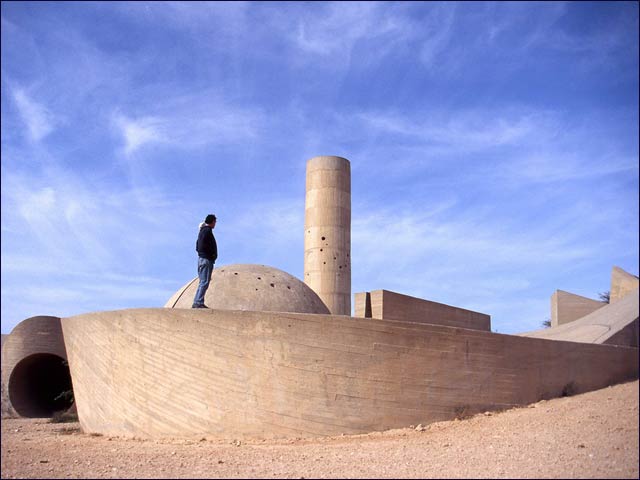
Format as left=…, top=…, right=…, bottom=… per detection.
left=165, top=264, right=330, bottom=314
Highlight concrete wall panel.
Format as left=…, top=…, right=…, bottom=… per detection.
left=551, top=290, right=606, bottom=327
left=356, top=290, right=491, bottom=331
left=610, top=266, right=639, bottom=303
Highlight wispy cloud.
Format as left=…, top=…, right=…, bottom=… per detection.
left=354, top=108, right=552, bottom=151
left=352, top=206, right=596, bottom=275
left=350, top=205, right=604, bottom=332
left=502, top=152, right=638, bottom=185
left=418, top=3, right=456, bottom=67
left=113, top=115, right=164, bottom=155
left=221, top=198, right=305, bottom=275
left=2, top=166, right=187, bottom=273
left=292, top=2, right=403, bottom=55
left=11, top=88, right=57, bottom=141
left=112, top=93, right=265, bottom=156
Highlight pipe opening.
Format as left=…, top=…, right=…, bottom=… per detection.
left=8, top=353, right=74, bottom=418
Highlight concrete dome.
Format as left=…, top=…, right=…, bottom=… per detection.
left=165, top=264, right=330, bottom=314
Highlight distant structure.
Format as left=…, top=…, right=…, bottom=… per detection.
left=355, top=289, right=491, bottom=331
left=522, top=290, right=638, bottom=346
left=610, top=266, right=640, bottom=303
left=550, top=290, right=605, bottom=327
left=1, top=155, right=638, bottom=442
left=304, top=156, right=351, bottom=315
left=523, top=265, right=639, bottom=346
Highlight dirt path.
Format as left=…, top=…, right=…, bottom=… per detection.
left=1, top=380, right=638, bottom=479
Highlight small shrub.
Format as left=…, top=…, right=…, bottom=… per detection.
left=54, top=389, right=74, bottom=405
left=57, top=425, right=81, bottom=435
left=561, top=381, right=576, bottom=397
left=49, top=409, right=78, bottom=423
left=453, top=405, right=470, bottom=420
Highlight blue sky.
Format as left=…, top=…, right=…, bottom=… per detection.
left=1, top=1, right=638, bottom=335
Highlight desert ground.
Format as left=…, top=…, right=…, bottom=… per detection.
left=1, top=379, right=638, bottom=479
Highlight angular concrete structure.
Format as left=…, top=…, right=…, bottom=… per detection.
left=522, top=288, right=638, bottom=347
left=551, top=290, right=605, bottom=327
left=355, top=289, right=490, bottom=331
left=304, top=156, right=351, bottom=315
left=611, top=266, right=639, bottom=303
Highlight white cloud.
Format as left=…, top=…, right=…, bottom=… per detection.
left=503, top=153, right=638, bottom=185
left=114, top=115, right=164, bottom=155
left=220, top=199, right=305, bottom=275
left=349, top=206, right=606, bottom=334
left=274, top=1, right=418, bottom=68
left=418, top=4, right=456, bottom=67
left=2, top=167, right=187, bottom=273
left=354, top=108, right=557, bottom=152
left=12, top=88, right=57, bottom=141
left=352, top=207, right=596, bottom=277
left=293, top=2, right=383, bottom=55
left=112, top=94, right=264, bottom=156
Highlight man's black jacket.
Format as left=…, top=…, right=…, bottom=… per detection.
left=196, top=226, right=218, bottom=262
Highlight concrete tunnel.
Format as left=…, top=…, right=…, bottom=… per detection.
left=8, top=352, right=73, bottom=417
left=1, top=315, right=74, bottom=418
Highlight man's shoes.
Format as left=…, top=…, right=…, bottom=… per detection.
left=192, top=304, right=209, bottom=309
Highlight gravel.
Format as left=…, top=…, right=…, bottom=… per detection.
left=1, top=379, right=638, bottom=479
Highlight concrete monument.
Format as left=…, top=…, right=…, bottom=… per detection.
left=1, top=155, right=638, bottom=442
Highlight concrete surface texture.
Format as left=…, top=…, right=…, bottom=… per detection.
left=1, top=316, right=72, bottom=418
left=551, top=289, right=606, bottom=327
left=611, top=265, right=640, bottom=303
left=355, top=289, right=491, bottom=331
left=522, top=287, right=639, bottom=347
left=164, top=263, right=329, bottom=314
left=60, top=307, right=638, bottom=439
left=304, top=155, right=351, bottom=315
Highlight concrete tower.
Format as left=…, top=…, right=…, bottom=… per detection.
left=304, top=156, right=351, bottom=315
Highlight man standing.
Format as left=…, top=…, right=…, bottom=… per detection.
left=192, top=214, right=218, bottom=308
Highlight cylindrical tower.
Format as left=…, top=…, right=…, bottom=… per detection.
left=304, top=155, right=351, bottom=315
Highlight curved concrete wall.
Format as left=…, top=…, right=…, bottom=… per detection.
left=304, top=156, right=351, bottom=315
left=61, top=308, right=637, bottom=439
left=1, top=316, right=72, bottom=417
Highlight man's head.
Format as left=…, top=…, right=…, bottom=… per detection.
left=205, top=214, right=217, bottom=227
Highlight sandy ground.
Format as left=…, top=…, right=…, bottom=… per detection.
left=1, top=380, right=638, bottom=479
